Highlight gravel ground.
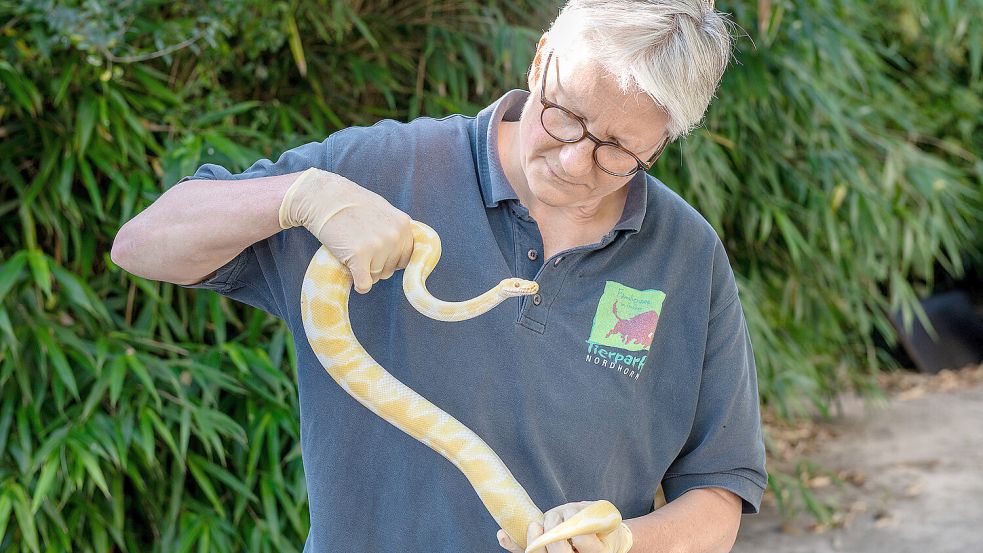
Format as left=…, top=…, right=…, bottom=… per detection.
left=732, top=367, right=983, bottom=553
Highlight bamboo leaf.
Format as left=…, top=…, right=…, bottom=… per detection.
left=75, top=92, right=97, bottom=156
left=145, top=408, right=181, bottom=461
left=51, top=263, right=103, bottom=320
left=26, top=249, right=52, bottom=301
left=0, top=250, right=28, bottom=304
left=73, top=447, right=112, bottom=499
left=260, top=476, right=282, bottom=546
left=202, top=131, right=258, bottom=169
left=193, top=101, right=262, bottom=128
left=187, top=455, right=227, bottom=518
left=10, top=484, right=41, bottom=553
left=285, top=11, right=308, bottom=78
left=21, top=144, right=60, bottom=206
left=0, top=492, right=11, bottom=546
left=30, top=458, right=60, bottom=513
left=33, top=326, right=80, bottom=400
left=81, top=365, right=111, bottom=420
left=125, top=353, right=162, bottom=409
left=52, top=61, right=77, bottom=107
left=0, top=399, right=13, bottom=457
left=130, top=65, right=182, bottom=105
left=0, top=61, right=42, bottom=116
left=109, top=355, right=127, bottom=407
left=31, top=426, right=70, bottom=473
left=77, top=156, right=106, bottom=221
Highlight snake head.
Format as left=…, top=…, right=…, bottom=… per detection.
left=498, top=278, right=539, bottom=298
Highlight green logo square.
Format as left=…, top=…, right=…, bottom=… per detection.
left=588, top=281, right=666, bottom=351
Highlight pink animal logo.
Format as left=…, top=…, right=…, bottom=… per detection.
left=605, top=301, right=659, bottom=348
left=587, top=282, right=666, bottom=353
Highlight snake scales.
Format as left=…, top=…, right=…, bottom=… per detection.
left=299, top=220, right=626, bottom=551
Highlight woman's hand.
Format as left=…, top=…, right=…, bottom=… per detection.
left=278, top=167, right=414, bottom=294
left=497, top=501, right=633, bottom=553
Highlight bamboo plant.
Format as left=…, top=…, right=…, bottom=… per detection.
left=0, top=0, right=980, bottom=549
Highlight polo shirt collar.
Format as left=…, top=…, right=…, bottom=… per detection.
left=475, top=89, right=524, bottom=207
left=474, top=89, right=649, bottom=235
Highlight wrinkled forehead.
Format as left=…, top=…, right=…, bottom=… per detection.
left=547, top=50, right=666, bottom=122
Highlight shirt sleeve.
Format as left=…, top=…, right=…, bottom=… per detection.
left=661, top=243, right=768, bottom=514
left=174, top=137, right=335, bottom=318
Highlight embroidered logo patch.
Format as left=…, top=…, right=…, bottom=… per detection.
left=584, top=281, right=666, bottom=381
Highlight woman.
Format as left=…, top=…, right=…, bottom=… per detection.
left=112, top=1, right=766, bottom=551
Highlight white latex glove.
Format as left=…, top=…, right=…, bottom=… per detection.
left=278, top=167, right=414, bottom=293
left=497, top=501, right=634, bottom=553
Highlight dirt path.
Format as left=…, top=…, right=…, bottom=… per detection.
left=733, top=368, right=983, bottom=553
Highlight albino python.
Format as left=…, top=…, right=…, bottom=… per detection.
left=299, top=220, right=629, bottom=551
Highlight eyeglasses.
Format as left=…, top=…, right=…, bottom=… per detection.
left=539, top=51, right=669, bottom=177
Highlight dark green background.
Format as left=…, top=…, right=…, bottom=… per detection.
left=1, top=0, right=981, bottom=550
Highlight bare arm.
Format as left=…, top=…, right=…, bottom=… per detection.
left=624, top=488, right=743, bottom=553
left=110, top=172, right=301, bottom=285
left=111, top=168, right=415, bottom=291
left=499, top=487, right=743, bottom=553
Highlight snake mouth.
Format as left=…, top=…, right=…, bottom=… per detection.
left=499, top=278, right=539, bottom=297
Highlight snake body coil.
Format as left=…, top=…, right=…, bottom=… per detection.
left=299, top=220, right=624, bottom=551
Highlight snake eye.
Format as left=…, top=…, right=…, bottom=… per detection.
left=513, top=282, right=520, bottom=287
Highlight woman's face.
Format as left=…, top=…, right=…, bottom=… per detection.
left=513, top=48, right=671, bottom=210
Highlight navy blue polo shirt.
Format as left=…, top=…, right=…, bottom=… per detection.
left=179, top=89, right=767, bottom=552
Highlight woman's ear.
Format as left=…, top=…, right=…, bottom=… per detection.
left=527, top=33, right=549, bottom=91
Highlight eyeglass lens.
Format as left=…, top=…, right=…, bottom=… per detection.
left=541, top=106, right=640, bottom=176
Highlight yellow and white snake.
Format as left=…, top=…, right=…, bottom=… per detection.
left=299, top=220, right=628, bottom=551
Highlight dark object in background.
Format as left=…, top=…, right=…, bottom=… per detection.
left=891, top=290, right=983, bottom=374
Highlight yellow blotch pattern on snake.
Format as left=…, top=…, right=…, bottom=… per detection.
left=299, top=220, right=623, bottom=551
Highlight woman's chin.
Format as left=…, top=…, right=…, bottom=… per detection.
left=528, top=179, right=577, bottom=208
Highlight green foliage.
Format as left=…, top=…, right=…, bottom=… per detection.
left=0, top=0, right=980, bottom=550
left=684, top=0, right=983, bottom=417
left=1, top=0, right=550, bottom=550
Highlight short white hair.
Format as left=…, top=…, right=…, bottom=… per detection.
left=544, top=0, right=734, bottom=140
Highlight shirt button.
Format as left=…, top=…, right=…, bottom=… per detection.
left=553, top=256, right=563, bottom=267
left=532, top=294, right=542, bottom=305
left=527, top=249, right=538, bottom=261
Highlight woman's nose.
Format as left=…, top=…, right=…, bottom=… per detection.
left=558, top=139, right=595, bottom=178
